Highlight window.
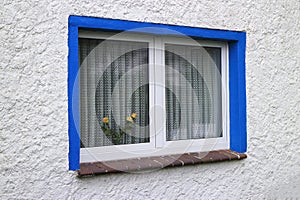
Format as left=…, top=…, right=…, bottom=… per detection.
left=68, top=16, right=247, bottom=170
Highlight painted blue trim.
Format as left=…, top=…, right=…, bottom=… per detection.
left=68, top=15, right=247, bottom=170
left=68, top=23, right=80, bottom=170
left=229, top=33, right=247, bottom=153
left=69, top=15, right=242, bottom=41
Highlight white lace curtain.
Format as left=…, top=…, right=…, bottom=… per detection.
left=79, top=38, right=149, bottom=147
left=165, top=44, right=222, bottom=141
left=79, top=38, right=222, bottom=148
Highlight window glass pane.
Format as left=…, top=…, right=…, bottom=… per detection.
left=79, top=38, right=149, bottom=147
left=165, top=44, right=222, bottom=141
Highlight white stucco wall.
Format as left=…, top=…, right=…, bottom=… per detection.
left=1, top=0, right=299, bottom=199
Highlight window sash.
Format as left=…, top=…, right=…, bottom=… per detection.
left=79, top=31, right=229, bottom=163
left=155, top=36, right=229, bottom=152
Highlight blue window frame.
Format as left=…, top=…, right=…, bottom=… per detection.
left=68, top=15, right=246, bottom=170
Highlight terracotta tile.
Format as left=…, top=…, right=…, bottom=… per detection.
left=78, top=150, right=247, bottom=176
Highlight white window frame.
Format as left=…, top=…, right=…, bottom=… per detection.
left=79, top=30, right=229, bottom=163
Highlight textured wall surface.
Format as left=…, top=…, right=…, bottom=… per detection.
left=1, top=0, right=300, bottom=199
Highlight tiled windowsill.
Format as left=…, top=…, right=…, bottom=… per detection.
left=78, top=149, right=247, bottom=177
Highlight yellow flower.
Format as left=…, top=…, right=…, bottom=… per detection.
left=102, top=117, right=109, bottom=124
left=126, top=116, right=134, bottom=123
left=131, top=113, right=137, bottom=119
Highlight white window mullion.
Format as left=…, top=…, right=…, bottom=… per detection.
left=154, top=36, right=166, bottom=148
left=222, top=44, right=230, bottom=148
left=148, top=37, right=156, bottom=148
